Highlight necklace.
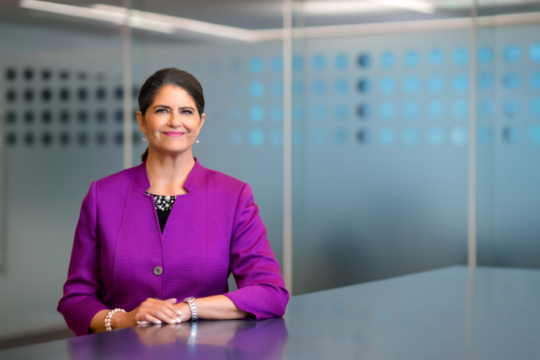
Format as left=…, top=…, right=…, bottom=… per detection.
left=145, top=192, right=176, bottom=211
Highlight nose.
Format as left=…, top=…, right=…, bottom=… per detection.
left=168, top=112, right=181, bottom=128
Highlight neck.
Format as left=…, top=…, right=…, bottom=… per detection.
left=145, top=148, right=195, bottom=196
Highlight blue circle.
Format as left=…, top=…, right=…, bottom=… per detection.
left=503, top=100, right=519, bottom=118
left=357, top=104, right=371, bottom=119
left=504, top=45, right=521, bottom=63
left=477, top=99, right=495, bottom=118
left=477, top=127, right=492, bottom=144
left=403, top=101, right=419, bottom=119
left=311, top=128, right=326, bottom=145
left=450, top=126, right=468, bottom=146
left=292, top=104, right=305, bottom=122
left=357, top=78, right=371, bottom=93
left=404, top=50, right=420, bottom=67
left=270, top=105, right=283, bottom=121
left=477, top=46, right=494, bottom=64
left=249, top=105, right=264, bottom=122
left=452, top=74, right=469, bottom=92
left=249, top=57, right=264, bottom=74
left=271, top=57, right=283, bottom=73
left=503, top=73, right=520, bottom=90
left=427, top=75, right=445, bottom=93
left=530, top=43, right=540, bottom=62
left=270, top=129, right=283, bottom=146
left=402, top=76, right=420, bottom=94
left=427, top=100, right=444, bottom=118
left=530, top=71, right=540, bottom=89
left=379, top=77, right=397, bottom=95
left=334, top=129, right=348, bottom=144
left=402, top=127, right=420, bottom=146
left=209, top=131, right=222, bottom=146
left=380, top=52, right=396, bottom=68
left=228, top=129, right=242, bottom=146
left=229, top=106, right=242, bottom=121
left=270, top=81, right=283, bottom=97
left=356, top=129, right=370, bottom=144
left=335, top=104, right=348, bottom=120
left=292, top=129, right=304, bottom=145
left=312, top=79, right=326, bottom=95
left=312, top=54, right=326, bottom=70
left=426, top=126, right=445, bottom=146
left=334, top=79, right=349, bottom=94
left=379, top=127, right=396, bottom=146
left=358, top=53, right=371, bottom=68
left=452, top=100, right=468, bottom=119
left=249, top=81, right=265, bottom=98
left=230, top=83, right=242, bottom=97
left=311, top=104, right=326, bottom=120
left=229, top=59, right=242, bottom=72
left=428, top=49, right=444, bottom=66
left=477, top=73, right=494, bottom=90
left=502, top=126, right=518, bottom=144
left=529, top=125, right=540, bottom=144
left=335, top=53, right=349, bottom=69
left=249, top=129, right=265, bottom=147
left=379, top=101, right=396, bottom=119
left=292, top=80, right=304, bottom=96
left=292, top=56, right=304, bottom=72
left=453, top=47, right=469, bottom=65
left=530, top=98, right=540, bottom=117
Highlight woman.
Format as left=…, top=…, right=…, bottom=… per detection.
left=57, top=68, right=289, bottom=336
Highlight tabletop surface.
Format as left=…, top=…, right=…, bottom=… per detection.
left=2, top=265, right=540, bottom=359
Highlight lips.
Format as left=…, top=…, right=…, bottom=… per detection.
left=163, top=131, right=185, bottom=138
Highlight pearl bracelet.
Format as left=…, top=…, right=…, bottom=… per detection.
left=105, top=308, right=126, bottom=331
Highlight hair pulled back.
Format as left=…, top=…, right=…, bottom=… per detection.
left=138, top=68, right=205, bottom=162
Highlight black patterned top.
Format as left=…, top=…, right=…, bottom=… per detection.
left=145, top=192, right=176, bottom=233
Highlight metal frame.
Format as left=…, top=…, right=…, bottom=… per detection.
left=0, top=109, right=5, bottom=273
left=282, top=0, right=293, bottom=293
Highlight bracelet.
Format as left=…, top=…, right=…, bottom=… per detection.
left=105, top=308, right=126, bottom=331
left=183, top=297, right=198, bottom=321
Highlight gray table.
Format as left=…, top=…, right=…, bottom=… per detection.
left=2, top=266, right=540, bottom=359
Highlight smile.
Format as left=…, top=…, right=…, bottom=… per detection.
left=163, top=131, right=185, bottom=138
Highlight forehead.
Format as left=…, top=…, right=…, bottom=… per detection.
left=153, top=85, right=195, bottom=105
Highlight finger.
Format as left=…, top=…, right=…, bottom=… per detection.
left=162, top=300, right=183, bottom=317
left=165, top=298, right=177, bottom=304
left=144, top=314, right=163, bottom=325
left=153, top=309, right=179, bottom=324
left=137, top=320, right=150, bottom=326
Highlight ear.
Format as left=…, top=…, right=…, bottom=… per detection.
left=198, top=113, right=206, bottom=130
left=136, top=111, right=146, bottom=135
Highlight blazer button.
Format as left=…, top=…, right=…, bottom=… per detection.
left=153, top=266, right=163, bottom=276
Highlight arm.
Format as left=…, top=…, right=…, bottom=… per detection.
left=223, top=183, right=289, bottom=319
left=57, top=182, right=109, bottom=336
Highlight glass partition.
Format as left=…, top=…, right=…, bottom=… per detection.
left=0, top=0, right=124, bottom=339
left=291, top=0, right=473, bottom=295
left=476, top=1, right=540, bottom=268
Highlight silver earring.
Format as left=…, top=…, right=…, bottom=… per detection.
left=142, top=136, right=147, bottom=141
left=195, top=138, right=200, bottom=143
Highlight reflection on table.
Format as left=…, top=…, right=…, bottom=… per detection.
left=66, top=318, right=288, bottom=360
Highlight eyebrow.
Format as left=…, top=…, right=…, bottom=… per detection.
left=153, top=105, right=195, bottom=111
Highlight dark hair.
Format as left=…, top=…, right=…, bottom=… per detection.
left=138, top=68, right=205, bottom=162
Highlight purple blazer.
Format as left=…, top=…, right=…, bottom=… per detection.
left=57, top=158, right=289, bottom=336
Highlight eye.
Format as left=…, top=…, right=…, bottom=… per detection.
left=156, top=108, right=168, bottom=113
left=181, top=109, right=193, bottom=115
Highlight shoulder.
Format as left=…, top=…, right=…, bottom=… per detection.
left=201, top=166, right=247, bottom=194
left=93, top=163, right=141, bottom=192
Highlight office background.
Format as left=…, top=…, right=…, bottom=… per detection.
left=0, top=0, right=539, bottom=344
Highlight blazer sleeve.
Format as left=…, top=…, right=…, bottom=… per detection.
left=223, top=184, right=290, bottom=319
left=57, top=181, right=109, bottom=336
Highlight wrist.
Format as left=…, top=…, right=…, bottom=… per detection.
left=111, top=311, right=131, bottom=330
